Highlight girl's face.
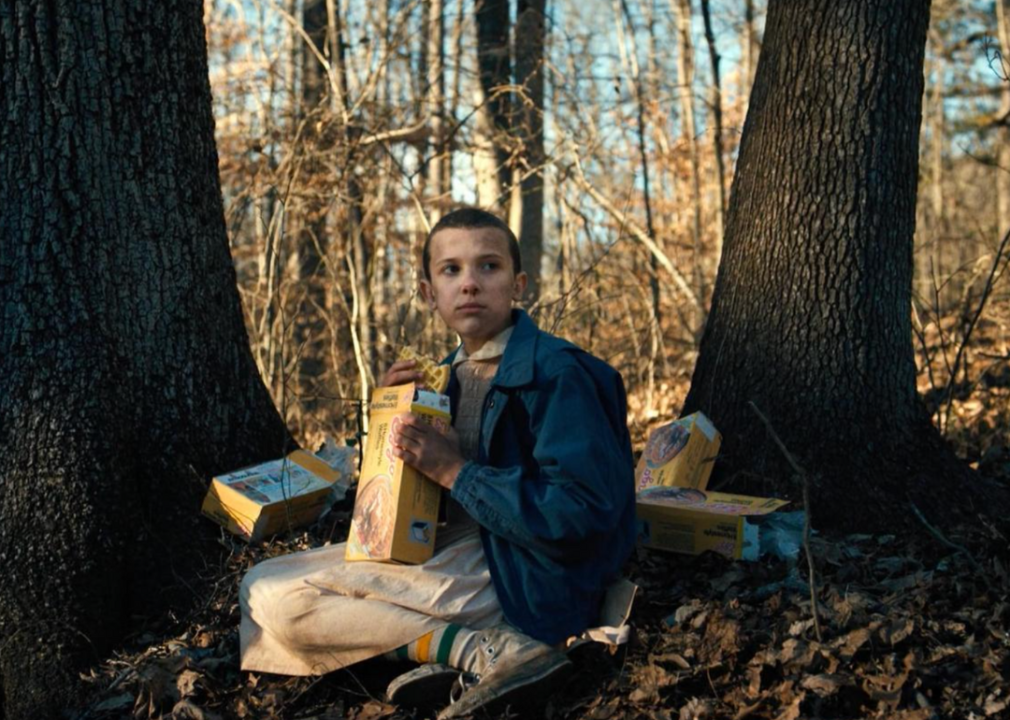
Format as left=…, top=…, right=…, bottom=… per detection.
left=421, top=227, right=527, bottom=354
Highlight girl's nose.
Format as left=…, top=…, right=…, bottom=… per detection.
left=460, top=270, right=480, bottom=293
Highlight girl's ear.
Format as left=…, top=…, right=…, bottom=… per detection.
left=419, top=279, right=437, bottom=309
left=512, top=271, right=529, bottom=301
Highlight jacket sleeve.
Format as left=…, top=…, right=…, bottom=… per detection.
left=449, top=360, right=634, bottom=562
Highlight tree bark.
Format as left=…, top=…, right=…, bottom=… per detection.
left=0, top=2, right=292, bottom=716
left=683, top=0, right=995, bottom=532
left=475, top=0, right=512, bottom=210
left=515, top=0, right=546, bottom=302
left=423, top=0, right=448, bottom=222
left=700, top=0, right=726, bottom=248
left=671, top=0, right=707, bottom=309
left=294, top=0, right=333, bottom=411
left=997, top=0, right=1010, bottom=245
left=741, top=0, right=759, bottom=109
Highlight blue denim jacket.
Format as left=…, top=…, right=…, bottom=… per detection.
left=445, top=310, right=636, bottom=644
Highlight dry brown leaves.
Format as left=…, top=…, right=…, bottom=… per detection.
left=76, top=302, right=1010, bottom=719
left=77, top=516, right=1009, bottom=720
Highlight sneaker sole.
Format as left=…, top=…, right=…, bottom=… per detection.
left=388, top=665, right=461, bottom=709
left=438, top=655, right=573, bottom=719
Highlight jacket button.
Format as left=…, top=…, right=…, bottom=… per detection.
left=488, top=399, right=495, bottom=408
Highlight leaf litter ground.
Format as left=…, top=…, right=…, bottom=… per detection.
left=76, top=300, right=1010, bottom=720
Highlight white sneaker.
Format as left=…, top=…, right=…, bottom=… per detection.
left=437, top=624, right=572, bottom=719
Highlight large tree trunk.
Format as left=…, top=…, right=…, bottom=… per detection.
left=683, top=0, right=996, bottom=532
left=0, top=2, right=292, bottom=717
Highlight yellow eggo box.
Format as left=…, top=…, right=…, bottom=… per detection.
left=635, top=412, right=722, bottom=492
left=346, top=383, right=450, bottom=564
left=635, top=487, right=789, bottom=560
left=202, top=450, right=345, bottom=542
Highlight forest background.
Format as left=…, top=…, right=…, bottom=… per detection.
left=208, top=0, right=1010, bottom=463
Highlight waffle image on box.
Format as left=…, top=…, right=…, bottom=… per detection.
left=346, top=383, right=450, bottom=564
left=635, top=412, right=721, bottom=492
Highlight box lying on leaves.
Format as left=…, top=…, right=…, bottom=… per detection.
left=202, top=449, right=352, bottom=542
left=346, top=383, right=450, bottom=564
left=636, top=412, right=721, bottom=492
left=635, top=487, right=789, bottom=560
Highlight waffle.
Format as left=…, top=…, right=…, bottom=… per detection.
left=397, top=346, right=450, bottom=393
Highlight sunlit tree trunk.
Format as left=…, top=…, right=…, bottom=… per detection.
left=671, top=0, right=706, bottom=309
left=424, top=0, right=448, bottom=222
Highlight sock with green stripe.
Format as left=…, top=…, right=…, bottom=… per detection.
left=384, top=623, right=477, bottom=667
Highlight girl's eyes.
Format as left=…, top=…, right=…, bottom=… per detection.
left=439, top=262, right=500, bottom=274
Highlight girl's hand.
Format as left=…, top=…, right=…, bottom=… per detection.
left=390, top=414, right=465, bottom=489
left=380, top=359, right=425, bottom=388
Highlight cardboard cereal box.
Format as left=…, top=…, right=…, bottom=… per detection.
left=202, top=449, right=351, bottom=542
left=635, top=487, right=789, bottom=560
left=635, top=412, right=721, bottom=492
left=345, top=383, right=449, bottom=564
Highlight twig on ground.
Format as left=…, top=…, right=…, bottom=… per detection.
left=910, top=503, right=986, bottom=577
left=747, top=401, right=822, bottom=643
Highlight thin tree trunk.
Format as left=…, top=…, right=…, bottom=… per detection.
left=619, top=0, right=661, bottom=324
left=475, top=0, right=512, bottom=211
left=425, top=0, right=447, bottom=222
left=516, top=0, right=547, bottom=302
left=931, top=48, right=947, bottom=304
left=741, top=0, right=759, bottom=112
left=294, top=0, right=333, bottom=411
left=700, top=0, right=727, bottom=251
left=671, top=0, right=706, bottom=314
left=997, top=0, right=1010, bottom=246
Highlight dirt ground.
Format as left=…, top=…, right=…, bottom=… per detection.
left=74, top=298, right=1010, bottom=720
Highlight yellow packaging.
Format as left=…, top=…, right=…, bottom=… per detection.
left=635, top=412, right=722, bottom=492
left=346, top=383, right=449, bottom=564
left=635, top=488, right=789, bottom=560
left=202, top=450, right=345, bottom=542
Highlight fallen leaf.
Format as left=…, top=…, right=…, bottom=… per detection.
left=177, top=669, right=202, bottom=699
left=833, top=627, right=871, bottom=659
left=171, top=700, right=222, bottom=720
left=679, top=697, right=712, bottom=720
left=800, top=673, right=853, bottom=697
left=773, top=693, right=805, bottom=720
left=350, top=700, right=398, bottom=720
left=879, top=618, right=915, bottom=646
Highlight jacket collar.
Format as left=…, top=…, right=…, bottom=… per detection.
left=493, top=309, right=537, bottom=388
left=442, top=309, right=537, bottom=389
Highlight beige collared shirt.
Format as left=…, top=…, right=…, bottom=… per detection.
left=452, top=325, right=515, bottom=366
